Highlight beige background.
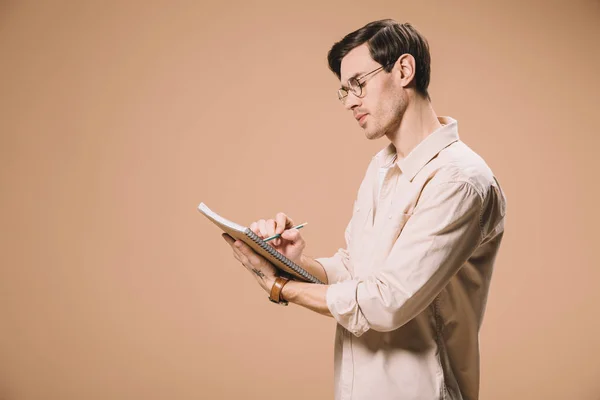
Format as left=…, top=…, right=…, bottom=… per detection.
left=1, top=1, right=599, bottom=399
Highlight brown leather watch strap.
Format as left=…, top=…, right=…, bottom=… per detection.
left=269, top=276, right=290, bottom=306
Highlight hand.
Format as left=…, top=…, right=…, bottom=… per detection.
left=250, top=212, right=306, bottom=267
left=222, top=233, right=278, bottom=294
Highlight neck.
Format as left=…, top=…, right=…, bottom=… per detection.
left=386, top=94, right=442, bottom=159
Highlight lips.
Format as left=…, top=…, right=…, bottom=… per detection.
left=355, top=113, right=368, bottom=124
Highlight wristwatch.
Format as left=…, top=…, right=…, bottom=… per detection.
left=269, top=276, right=290, bottom=306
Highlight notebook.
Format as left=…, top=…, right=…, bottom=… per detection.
left=197, top=202, right=323, bottom=284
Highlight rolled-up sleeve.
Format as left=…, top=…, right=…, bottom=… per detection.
left=326, top=181, right=484, bottom=337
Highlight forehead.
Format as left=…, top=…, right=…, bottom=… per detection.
left=339, top=44, right=379, bottom=83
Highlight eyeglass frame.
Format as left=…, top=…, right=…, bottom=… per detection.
left=337, top=62, right=394, bottom=103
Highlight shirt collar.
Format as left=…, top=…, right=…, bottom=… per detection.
left=374, top=116, right=460, bottom=181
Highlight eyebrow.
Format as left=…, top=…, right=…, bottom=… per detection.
left=340, top=71, right=367, bottom=89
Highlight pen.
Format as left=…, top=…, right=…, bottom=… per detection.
left=263, top=222, right=308, bottom=242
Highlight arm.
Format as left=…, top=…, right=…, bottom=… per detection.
left=298, top=254, right=329, bottom=285
left=281, top=280, right=332, bottom=317
left=281, top=181, right=486, bottom=336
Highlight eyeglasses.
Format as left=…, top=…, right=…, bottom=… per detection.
left=337, top=63, right=392, bottom=103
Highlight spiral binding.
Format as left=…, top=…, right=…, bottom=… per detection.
left=245, top=229, right=323, bottom=284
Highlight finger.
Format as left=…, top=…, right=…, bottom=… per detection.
left=222, top=233, right=235, bottom=245
left=266, top=218, right=281, bottom=246
left=281, top=229, right=303, bottom=243
left=239, top=254, right=250, bottom=266
left=231, top=244, right=243, bottom=259
left=224, top=236, right=249, bottom=257
left=249, top=222, right=259, bottom=235
left=275, top=212, right=288, bottom=234
left=258, top=219, right=268, bottom=238
left=225, top=238, right=246, bottom=258
left=231, top=243, right=249, bottom=263
left=266, top=219, right=276, bottom=237
left=235, top=241, right=261, bottom=264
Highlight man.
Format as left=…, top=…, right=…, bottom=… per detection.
left=223, top=19, right=506, bottom=400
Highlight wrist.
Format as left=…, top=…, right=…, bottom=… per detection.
left=280, top=279, right=292, bottom=302
left=267, top=277, right=277, bottom=292
left=269, top=276, right=290, bottom=305
left=299, top=254, right=308, bottom=268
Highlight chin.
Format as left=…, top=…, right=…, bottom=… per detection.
left=364, top=131, right=378, bottom=140
left=364, top=126, right=385, bottom=140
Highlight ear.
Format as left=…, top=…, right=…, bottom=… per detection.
left=393, top=53, right=416, bottom=89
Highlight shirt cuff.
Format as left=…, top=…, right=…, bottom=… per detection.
left=315, top=252, right=352, bottom=284
left=326, top=279, right=370, bottom=337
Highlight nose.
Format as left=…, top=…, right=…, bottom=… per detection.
left=343, top=92, right=361, bottom=111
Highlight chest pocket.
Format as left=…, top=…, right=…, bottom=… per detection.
left=387, top=211, right=412, bottom=241
left=350, top=209, right=413, bottom=276
left=373, top=211, right=412, bottom=258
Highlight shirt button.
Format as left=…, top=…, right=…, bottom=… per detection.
left=389, top=215, right=392, bottom=219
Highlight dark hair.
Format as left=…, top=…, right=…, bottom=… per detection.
left=327, top=19, right=431, bottom=100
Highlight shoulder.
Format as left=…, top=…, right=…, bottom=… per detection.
left=429, top=142, right=502, bottom=198
left=423, top=141, right=507, bottom=225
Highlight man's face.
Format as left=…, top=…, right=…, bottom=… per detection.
left=339, top=44, right=407, bottom=140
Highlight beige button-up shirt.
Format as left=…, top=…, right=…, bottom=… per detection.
left=316, top=117, right=506, bottom=400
